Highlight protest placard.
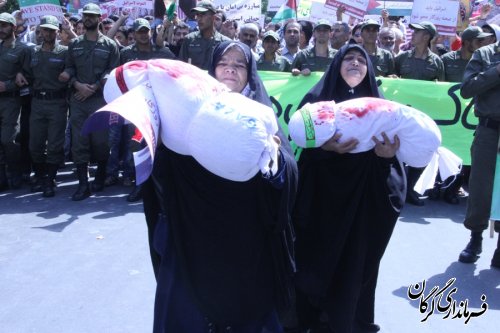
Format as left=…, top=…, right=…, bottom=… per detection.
left=19, top=0, right=64, bottom=25
left=324, top=0, right=370, bottom=19
left=215, top=0, right=261, bottom=24
left=410, top=0, right=460, bottom=36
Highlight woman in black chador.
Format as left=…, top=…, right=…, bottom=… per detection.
left=293, top=43, right=406, bottom=333
left=151, top=41, right=298, bottom=333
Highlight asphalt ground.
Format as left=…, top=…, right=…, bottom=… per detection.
left=1, top=167, right=499, bottom=333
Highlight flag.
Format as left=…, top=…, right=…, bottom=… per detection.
left=271, top=0, right=297, bottom=23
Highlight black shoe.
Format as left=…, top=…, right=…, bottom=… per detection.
left=406, top=190, right=424, bottom=206
left=9, top=174, right=23, bottom=189
left=443, top=191, right=459, bottom=204
left=91, top=160, right=107, bottom=192
left=91, top=180, right=105, bottom=192
left=458, top=233, right=482, bottom=263
left=126, top=185, right=143, bottom=202
left=354, top=320, right=380, bottom=333
left=42, top=179, right=56, bottom=198
left=72, top=182, right=90, bottom=201
left=425, top=186, right=440, bottom=201
left=72, top=164, right=91, bottom=201
left=104, top=175, right=119, bottom=187
left=30, top=177, right=44, bottom=193
left=491, top=249, right=500, bottom=269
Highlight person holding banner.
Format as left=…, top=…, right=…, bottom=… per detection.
left=291, top=19, right=337, bottom=76
left=293, top=43, right=405, bottom=333
left=458, top=34, right=500, bottom=268
left=151, top=41, right=298, bottom=332
left=360, top=20, right=395, bottom=77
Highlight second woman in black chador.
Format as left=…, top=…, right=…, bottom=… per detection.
left=293, top=44, right=406, bottom=333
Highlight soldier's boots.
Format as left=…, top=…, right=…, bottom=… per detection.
left=0, top=164, right=8, bottom=192
left=459, top=231, right=483, bottom=263
left=72, top=163, right=91, bottom=201
left=91, top=161, right=107, bottom=192
left=42, top=163, right=59, bottom=198
left=31, top=163, right=47, bottom=193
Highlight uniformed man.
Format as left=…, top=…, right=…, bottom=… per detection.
left=256, top=30, right=291, bottom=72
left=394, top=21, right=445, bottom=206
left=291, top=19, right=337, bottom=75
left=361, top=19, right=395, bottom=77
left=394, top=21, right=445, bottom=81
left=179, top=1, right=230, bottom=70
left=458, top=37, right=500, bottom=267
left=0, top=12, right=30, bottom=191
left=116, top=18, right=175, bottom=202
left=442, top=26, right=492, bottom=82
left=24, top=15, right=69, bottom=197
left=60, top=3, right=120, bottom=201
left=427, top=27, right=492, bottom=205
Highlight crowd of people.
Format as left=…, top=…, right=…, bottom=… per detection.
left=1, top=0, right=500, bottom=332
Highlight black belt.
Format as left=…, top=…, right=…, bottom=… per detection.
left=33, top=90, right=67, bottom=100
left=0, top=91, right=18, bottom=98
left=478, top=117, right=500, bottom=130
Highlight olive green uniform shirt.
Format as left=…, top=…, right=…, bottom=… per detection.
left=441, top=50, right=468, bottom=83
left=120, top=42, right=176, bottom=64
left=395, top=48, right=445, bottom=81
left=367, top=47, right=395, bottom=77
left=256, top=53, right=291, bottom=72
left=27, top=43, right=68, bottom=91
left=291, top=46, right=337, bottom=72
left=461, top=41, right=500, bottom=120
left=179, top=30, right=230, bottom=70
left=64, top=32, right=120, bottom=90
left=0, top=38, right=30, bottom=92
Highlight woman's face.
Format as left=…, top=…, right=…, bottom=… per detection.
left=340, top=49, right=368, bottom=88
left=215, top=47, right=248, bottom=93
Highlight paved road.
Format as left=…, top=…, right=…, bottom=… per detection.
left=1, top=167, right=499, bottom=332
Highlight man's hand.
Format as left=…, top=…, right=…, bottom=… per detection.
left=61, top=17, right=72, bottom=32
left=73, top=81, right=96, bottom=101
left=220, top=20, right=234, bottom=38
left=58, top=71, right=70, bottom=82
left=15, top=73, right=29, bottom=86
left=321, top=132, right=359, bottom=154
left=381, top=9, right=389, bottom=23
left=336, top=5, right=346, bottom=21
left=0, top=81, right=6, bottom=92
left=372, top=132, right=400, bottom=158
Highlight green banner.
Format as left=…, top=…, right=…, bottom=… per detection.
left=259, top=71, right=477, bottom=165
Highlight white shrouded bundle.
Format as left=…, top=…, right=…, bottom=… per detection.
left=289, top=97, right=442, bottom=167
left=104, top=60, right=150, bottom=103
left=187, top=92, right=280, bottom=182
left=101, top=59, right=278, bottom=182
left=147, top=59, right=228, bottom=155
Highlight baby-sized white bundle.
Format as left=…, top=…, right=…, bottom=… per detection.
left=98, top=59, right=279, bottom=182
left=104, top=60, right=150, bottom=103
left=147, top=59, right=228, bottom=155
left=187, top=92, right=280, bottom=182
left=289, top=97, right=442, bottom=168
